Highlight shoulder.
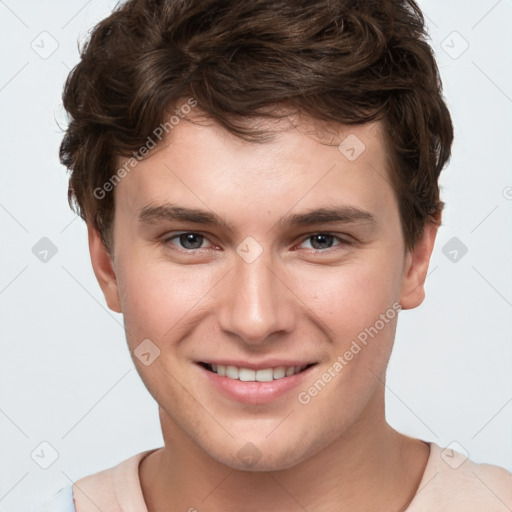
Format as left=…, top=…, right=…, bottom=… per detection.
left=72, top=449, right=158, bottom=512
left=407, top=442, right=512, bottom=512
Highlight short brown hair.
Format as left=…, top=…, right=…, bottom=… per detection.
left=60, top=0, right=453, bottom=252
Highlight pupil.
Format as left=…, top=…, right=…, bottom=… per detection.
left=311, top=234, right=333, bottom=250
left=180, top=233, right=203, bottom=249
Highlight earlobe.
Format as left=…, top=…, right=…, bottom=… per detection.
left=87, top=223, right=122, bottom=313
left=399, top=222, right=439, bottom=310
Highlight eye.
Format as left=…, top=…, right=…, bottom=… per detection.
left=298, top=233, right=346, bottom=251
left=164, top=232, right=211, bottom=250
left=162, top=231, right=350, bottom=254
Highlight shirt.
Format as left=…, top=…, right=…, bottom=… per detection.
left=40, top=442, right=512, bottom=511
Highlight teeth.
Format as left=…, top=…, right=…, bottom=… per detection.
left=273, top=366, right=286, bottom=379
left=209, top=364, right=307, bottom=381
left=255, top=368, right=273, bottom=382
left=239, top=368, right=256, bottom=381
left=226, top=365, right=239, bottom=379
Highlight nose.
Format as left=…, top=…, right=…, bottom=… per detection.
left=216, top=252, right=296, bottom=346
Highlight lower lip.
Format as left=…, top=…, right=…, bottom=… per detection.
left=198, top=364, right=315, bottom=404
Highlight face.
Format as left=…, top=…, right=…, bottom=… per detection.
left=89, top=113, right=436, bottom=471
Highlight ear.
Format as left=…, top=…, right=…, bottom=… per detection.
left=399, top=221, right=439, bottom=310
left=87, top=223, right=122, bottom=313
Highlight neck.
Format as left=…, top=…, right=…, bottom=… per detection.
left=139, top=388, right=429, bottom=512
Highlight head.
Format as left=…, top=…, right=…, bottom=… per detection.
left=60, top=0, right=453, bottom=471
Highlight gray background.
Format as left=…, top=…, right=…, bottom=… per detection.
left=0, top=0, right=511, bottom=509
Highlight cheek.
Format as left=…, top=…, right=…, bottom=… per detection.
left=289, top=255, right=403, bottom=431
left=116, top=256, right=218, bottom=346
left=292, top=249, right=403, bottom=341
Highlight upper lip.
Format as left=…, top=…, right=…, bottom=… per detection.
left=198, top=360, right=316, bottom=370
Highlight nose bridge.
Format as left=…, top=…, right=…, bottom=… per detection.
left=217, top=249, right=295, bottom=344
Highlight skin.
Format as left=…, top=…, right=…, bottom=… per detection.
left=88, top=112, right=438, bottom=511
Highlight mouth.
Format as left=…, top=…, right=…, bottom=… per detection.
left=197, top=360, right=318, bottom=404
left=198, top=362, right=316, bottom=382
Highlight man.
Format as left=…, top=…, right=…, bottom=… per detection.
left=47, top=0, right=511, bottom=510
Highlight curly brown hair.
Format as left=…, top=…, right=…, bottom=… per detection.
left=60, top=0, right=453, bottom=253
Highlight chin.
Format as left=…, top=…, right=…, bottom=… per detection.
left=213, top=447, right=307, bottom=472
left=205, top=428, right=332, bottom=473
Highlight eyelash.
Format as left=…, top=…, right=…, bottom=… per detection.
left=161, top=232, right=352, bottom=254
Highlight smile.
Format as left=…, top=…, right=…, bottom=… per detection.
left=197, top=360, right=317, bottom=404
left=202, top=363, right=312, bottom=382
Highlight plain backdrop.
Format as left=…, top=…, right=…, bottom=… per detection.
left=0, top=0, right=511, bottom=509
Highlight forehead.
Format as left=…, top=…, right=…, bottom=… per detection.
left=113, top=115, right=397, bottom=230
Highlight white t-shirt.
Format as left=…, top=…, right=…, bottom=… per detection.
left=42, top=442, right=512, bottom=511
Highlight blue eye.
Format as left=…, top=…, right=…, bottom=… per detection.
left=161, top=231, right=349, bottom=255
left=300, top=234, right=342, bottom=250
left=166, top=232, right=207, bottom=250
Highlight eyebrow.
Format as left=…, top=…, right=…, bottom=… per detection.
left=280, top=207, right=375, bottom=227
left=137, top=202, right=376, bottom=230
left=138, top=204, right=234, bottom=230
